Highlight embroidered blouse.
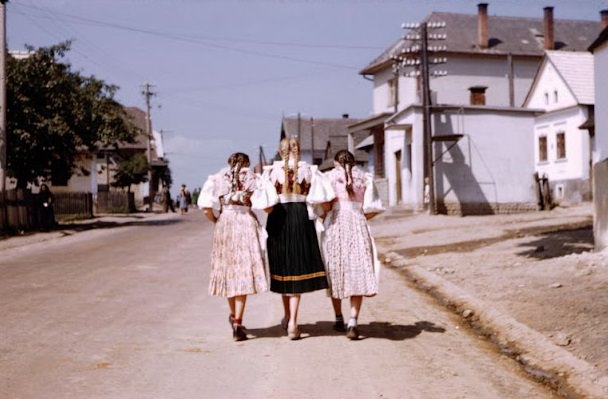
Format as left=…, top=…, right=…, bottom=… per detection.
left=251, top=160, right=335, bottom=209
left=324, top=165, right=384, bottom=214
left=197, top=166, right=257, bottom=211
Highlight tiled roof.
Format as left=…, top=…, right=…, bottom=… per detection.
left=282, top=116, right=362, bottom=152
left=361, top=11, right=601, bottom=75
left=546, top=50, right=594, bottom=104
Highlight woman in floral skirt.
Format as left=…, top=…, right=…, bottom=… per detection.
left=321, top=150, right=384, bottom=340
left=198, top=152, right=268, bottom=341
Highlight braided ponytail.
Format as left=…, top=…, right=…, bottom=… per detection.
left=289, top=137, right=301, bottom=195
left=279, top=138, right=290, bottom=194
left=334, top=149, right=356, bottom=196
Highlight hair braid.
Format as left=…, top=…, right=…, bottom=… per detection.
left=334, top=149, right=356, bottom=196
left=279, top=138, right=290, bottom=194
left=289, top=137, right=301, bottom=194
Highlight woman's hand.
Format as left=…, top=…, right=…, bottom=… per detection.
left=263, top=207, right=273, bottom=214
left=203, top=208, right=217, bottom=223
left=365, top=212, right=379, bottom=220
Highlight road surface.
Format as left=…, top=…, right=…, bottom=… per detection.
left=0, top=212, right=557, bottom=398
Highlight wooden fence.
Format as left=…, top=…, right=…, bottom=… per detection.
left=0, top=189, right=93, bottom=232
left=96, top=191, right=135, bottom=214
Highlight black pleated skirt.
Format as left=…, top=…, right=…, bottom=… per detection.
left=266, top=202, right=328, bottom=294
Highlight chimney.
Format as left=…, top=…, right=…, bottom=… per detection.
left=544, top=6, right=555, bottom=50
left=342, top=113, right=349, bottom=119
left=469, top=86, right=487, bottom=106
left=601, top=10, right=608, bottom=31
left=478, top=3, right=489, bottom=49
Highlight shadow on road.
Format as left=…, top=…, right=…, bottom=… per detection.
left=515, top=226, right=593, bottom=260
left=245, top=320, right=446, bottom=341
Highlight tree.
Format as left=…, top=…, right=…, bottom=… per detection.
left=111, top=153, right=149, bottom=193
left=7, top=42, right=139, bottom=188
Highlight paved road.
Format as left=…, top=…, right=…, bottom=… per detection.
left=0, top=212, right=557, bottom=399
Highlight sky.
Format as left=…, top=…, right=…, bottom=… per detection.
left=7, top=0, right=608, bottom=195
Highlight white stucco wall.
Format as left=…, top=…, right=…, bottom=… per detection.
left=433, top=109, right=537, bottom=208
left=595, top=42, right=608, bottom=162
left=373, top=69, right=418, bottom=115
left=534, top=106, right=591, bottom=182
left=526, top=61, right=579, bottom=111
left=384, top=109, right=424, bottom=207
left=433, top=56, right=539, bottom=107
left=372, top=55, right=539, bottom=116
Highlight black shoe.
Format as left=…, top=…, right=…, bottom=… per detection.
left=346, top=326, right=360, bottom=340
left=333, top=319, right=346, bottom=332
left=233, top=325, right=248, bottom=342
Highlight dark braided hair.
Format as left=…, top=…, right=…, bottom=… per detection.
left=334, top=149, right=356, bottom=196
left=227, top=152, right=250, bottom=193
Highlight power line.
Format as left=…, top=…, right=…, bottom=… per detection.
left=13, top=3, right=364, bottom=70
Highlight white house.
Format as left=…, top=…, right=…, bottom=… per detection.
left=589, top=25, right=608, bottom=250
left=352, top=3, right=604, bottom=213
left=523, top=51, right=595, bottom=205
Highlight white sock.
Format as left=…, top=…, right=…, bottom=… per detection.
left=348, top=317, right=357, bottom=328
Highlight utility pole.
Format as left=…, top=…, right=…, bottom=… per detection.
left=142, top=82, right=155, bottom=211
left=420, top=22, right=435, bottom=215
left=0, top=0, right=8, bottom=196
left=397, top=20, right=447, bottom=215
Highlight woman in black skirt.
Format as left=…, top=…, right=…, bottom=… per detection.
left=253, top=137, right=334, bottom=339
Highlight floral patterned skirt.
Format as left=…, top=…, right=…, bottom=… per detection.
left=322, top=201, right=378, bottom=299
left=208, top=205, right=268, bottom=297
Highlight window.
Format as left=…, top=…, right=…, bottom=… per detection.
left=556, top=132, right=566, bottom=159
left=388, top=78, right=398, bottom=108
left=554, top=90, right=558, bottom=104
left=538, top=136, right=548, bottom=162
left=544, top=92, right=549, bottom=105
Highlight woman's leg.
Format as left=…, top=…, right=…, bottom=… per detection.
left=331, top=297, right=345, bottom=332
left=234, top=295, right=247, bottom=324
left=347, top=296, right=363, bottom=340
left=231, top=295, right=248, bottom=342
left=227, top=297, right=236, bottom=325
left=287, top=295, right=301, bottom=340
left=280, top=295, right=290, bottom=328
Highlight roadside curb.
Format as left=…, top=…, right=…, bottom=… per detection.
left=379, top=250, right=608, bottom=399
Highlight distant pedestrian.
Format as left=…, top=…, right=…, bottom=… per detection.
left=177, top=184, right=191, bottom=214
left=161, top=185, right=176, bottom=213
left=198, top=152, right=268, bottom=341
left=37, top=183, right=56, bottom=232
left=321, top=150, right=384, bottom=340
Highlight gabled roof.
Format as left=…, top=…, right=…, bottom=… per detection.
left=361, top=11, right=600, bottom=75
left=281, top=116, right=362, bottom=152
left=524, top=51, right=594, bottom=106
left=589, top=26, right=608, bottom=52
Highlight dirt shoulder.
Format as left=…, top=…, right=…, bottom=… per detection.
left=369, top=203, right=608, bottom=390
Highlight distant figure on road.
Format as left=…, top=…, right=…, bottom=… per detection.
left=321, top=150, right=384, bottom=340
left=198, top=152, right=268, bottom=341
left=37, top=183, right=56, bottom=232
left=161, top=185, right=176, bottom=213
left=177, top=184, right=191, bottom=215
left=253, top=137, right=334, bottom=340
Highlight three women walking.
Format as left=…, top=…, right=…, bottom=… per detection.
left=199, top=139, right=383, bottom=342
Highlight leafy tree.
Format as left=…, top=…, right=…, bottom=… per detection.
left=111, top=153, right=149, bottom=193
left=7, top=42, right=139, bottom=188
